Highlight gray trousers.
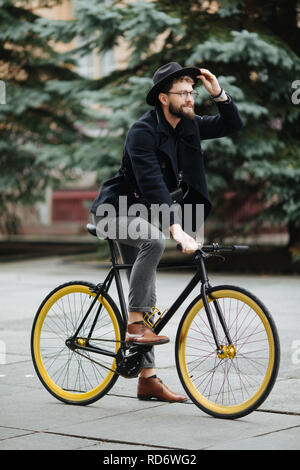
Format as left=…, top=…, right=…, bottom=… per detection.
left=92, top=214, right=166, bottom=368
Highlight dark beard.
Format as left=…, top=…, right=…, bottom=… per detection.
left=169, top=102, right=195, bottom=120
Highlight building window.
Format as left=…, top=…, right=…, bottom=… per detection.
left=101, top=49, right=115, bottom=76
left=76, top=37, right=99, bottom=78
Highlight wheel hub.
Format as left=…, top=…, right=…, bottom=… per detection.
left=76, top=338, right=86, bottom=346
left=65, top=337, right=87, bottom=350
left=217, top=344, right=236, bottom=360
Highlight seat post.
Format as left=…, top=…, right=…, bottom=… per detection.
left=106, top=238, right=128, bottom=326
left=107, top=238, right=119, bottom=266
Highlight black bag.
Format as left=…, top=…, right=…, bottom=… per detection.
left=170, top=170, right=189, bottom=204
left=170, top=187, right=184, bottom=204
left=121, top=162, right=189, bottom=205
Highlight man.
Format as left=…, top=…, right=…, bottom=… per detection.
left=91, top=62, right=243, bottom=402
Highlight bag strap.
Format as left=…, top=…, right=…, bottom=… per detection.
left=120, top=154, right=143, bottom=199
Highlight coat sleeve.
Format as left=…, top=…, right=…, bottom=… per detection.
left=196, top=95, right=243, bottom=140
left=126, top=123, right=180, bottom=228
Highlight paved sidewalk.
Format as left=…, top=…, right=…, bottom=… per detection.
left=0, top=255, right=299, bottom=451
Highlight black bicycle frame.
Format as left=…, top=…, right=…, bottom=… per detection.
left=73, top=239, right=233, bottom=356
left=153, top=252, right=232, bottom=348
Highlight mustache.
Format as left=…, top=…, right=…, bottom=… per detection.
left=169, top=103, right=195, bottom=119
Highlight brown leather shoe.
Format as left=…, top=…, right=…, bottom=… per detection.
left=137, top=376, right=187, bottom=403
left=126, top=322, right=169, bottom=346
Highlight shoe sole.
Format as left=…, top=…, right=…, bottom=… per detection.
left=138, top=394, right=187, bottom=403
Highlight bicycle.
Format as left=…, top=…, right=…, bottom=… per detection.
left=31, top=223, right=280, bottom=420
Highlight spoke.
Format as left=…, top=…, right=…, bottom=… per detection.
left=37, top=288, right=118, bottom=396
left=187, top=350, right=216, bottom=373
left=182, top=294, right=272, bottom=408
left=42, top=315, right=70, bottom=343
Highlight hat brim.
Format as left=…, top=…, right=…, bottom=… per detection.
left=146, top=66, right=200, bottom=106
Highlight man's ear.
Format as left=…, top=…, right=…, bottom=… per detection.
left=158, top=92, right=168, bottom=106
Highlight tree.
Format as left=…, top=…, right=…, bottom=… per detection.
left=182, top=0, right=300, bottom=256
left=4, top=0, right=300, bottom=260
left=33, top=0, right=183, bottom=181
left=47, top=0, right=300, bottom=254
left=0, top=0, right=92, bottom=233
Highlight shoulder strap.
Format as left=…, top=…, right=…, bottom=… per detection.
left=120, top=153, right=142, bottom=198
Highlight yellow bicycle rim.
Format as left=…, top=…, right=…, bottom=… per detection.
left=178, top=289, right=276, bottom=416
left=32, top=284, right=121, bottom=402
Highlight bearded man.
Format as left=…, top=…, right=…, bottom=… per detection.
left=91, top=62, right=243, bottom=402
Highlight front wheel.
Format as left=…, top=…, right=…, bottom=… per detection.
left=31, top=281, right=125, bottom=405
left=175, top=286, right=280, bottom=419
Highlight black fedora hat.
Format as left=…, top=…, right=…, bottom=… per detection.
left=146, top=62, right=200, bottom=106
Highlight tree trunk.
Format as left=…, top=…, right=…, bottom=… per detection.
left=287, top=220, right=300, bottom=247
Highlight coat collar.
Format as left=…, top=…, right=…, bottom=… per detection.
left=146, top=107, right=211, bottom=214
left=154, top=106, right=200, bottom=178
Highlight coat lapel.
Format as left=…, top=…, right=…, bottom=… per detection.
left=154, top=107, right=203, bottom=189
left=180, top=118, right=199, bottom=151
left=155, top=107, right=178, bottom=176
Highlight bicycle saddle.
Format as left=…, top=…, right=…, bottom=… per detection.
left=86, top=223, right=97, bottom=237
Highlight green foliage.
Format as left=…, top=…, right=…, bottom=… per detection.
left=64, top=0, right=300, bottom=248
left=35, top=0, right=182, bottom=66
left=1, top=0, right=300, bottom=251
left=186, top=24, right=300, bottom=248
left=0, top=0, right=93, bottom=233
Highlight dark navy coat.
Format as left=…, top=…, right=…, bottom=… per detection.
left=90, top=96, right=243, bottom=231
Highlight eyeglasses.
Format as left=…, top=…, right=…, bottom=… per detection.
left=166, top=91, right=199, bottom=99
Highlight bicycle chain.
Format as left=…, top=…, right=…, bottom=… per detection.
left=70, top=337, right=130, bottom=376
left=72, top=347, right=118, bottom=375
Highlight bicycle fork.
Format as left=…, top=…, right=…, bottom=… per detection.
left=197, top=255, right=233, bottom=356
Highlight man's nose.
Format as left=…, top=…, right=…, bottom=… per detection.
left=185, top=93, right=194, bottom=103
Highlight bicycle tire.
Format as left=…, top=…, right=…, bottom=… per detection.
left=31, top=281, right=125, bottom=405
left=175, top=285, right=280, bottom=419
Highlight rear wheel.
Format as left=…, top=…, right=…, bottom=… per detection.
left=31, top=281, right=124, bottom=405
left=175, top=286, right=280, bottom=419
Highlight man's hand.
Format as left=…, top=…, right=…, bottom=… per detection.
left=197, top=68, right=222, bottom=97
left=169, top=224, right=200, bottom=254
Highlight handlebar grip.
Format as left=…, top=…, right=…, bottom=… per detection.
left=232, top=245, right=249, bottom=251
left=177, top=243, right=249, bottom=253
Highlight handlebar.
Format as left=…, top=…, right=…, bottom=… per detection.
left=176, top=243, right=249, bottom=253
